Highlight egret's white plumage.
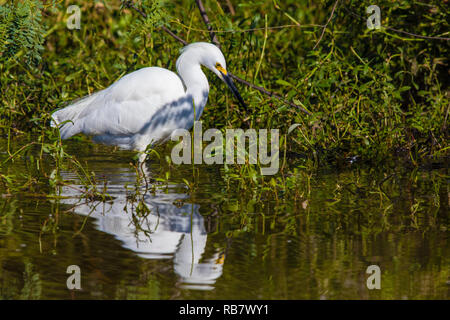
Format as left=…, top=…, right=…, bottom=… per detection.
left=51, top=42, right=245, bottom=153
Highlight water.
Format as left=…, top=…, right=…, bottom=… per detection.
left=0, top=138, right=448, bottom=299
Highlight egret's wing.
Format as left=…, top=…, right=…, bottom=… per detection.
left=74, top=67, right=187, bottom=137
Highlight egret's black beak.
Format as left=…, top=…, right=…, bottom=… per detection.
left=220, top=72, right=247, bottom=111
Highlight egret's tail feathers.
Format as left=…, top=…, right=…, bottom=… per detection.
left=51, top=92, right=101, bottom=139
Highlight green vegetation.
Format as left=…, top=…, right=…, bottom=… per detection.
left=0, top=0, right=448, bottom=300
left=0, top=0, right=448, bottom=228
left=1, top=0, right=448, bottom=168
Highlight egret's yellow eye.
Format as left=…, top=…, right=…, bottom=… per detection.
left=215, top=63, right=227, bottom=75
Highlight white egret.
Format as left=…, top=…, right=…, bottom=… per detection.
left=51, top=42, right=246, bottom=156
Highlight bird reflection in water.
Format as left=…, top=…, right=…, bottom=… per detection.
left=59, top=179, right=224, bottom=291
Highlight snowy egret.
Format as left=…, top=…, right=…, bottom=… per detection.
left=51, top=42, right=246, bottom=154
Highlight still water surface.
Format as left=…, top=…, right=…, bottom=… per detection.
left=0, top=139, right=448, bottom=299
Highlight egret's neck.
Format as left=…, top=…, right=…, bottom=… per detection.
left=177, top=63, right=209, bottom=121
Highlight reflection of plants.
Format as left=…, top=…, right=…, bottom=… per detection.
left=0, top=258, right=42, bottom=300
left=130, top=198, right=155, bottom=240
left=20, top=261, right=42, bottom=300
left=0, top=116, right=110, bottom=202
left=1, top=146, right=447, bottom=298
left=0, top=198, right=17, bottom=236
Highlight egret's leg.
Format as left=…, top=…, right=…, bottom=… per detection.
left=138, top=152, right=148, bottom=164
left=136, top=152, right=149, bottom=177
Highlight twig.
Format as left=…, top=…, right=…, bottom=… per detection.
left=313, top=0, right=339, bottom=50
left=124, top=0, right=311, bottom=115
left=384, top=27, right=450, bottom=41
left=171, top=19, right=323, bottom=33
left=225, top=0, right=235, bottom=16
left=161, top=26, right=187, bottom=45
left=195, top=0, right=221, bottom=48
left=229, top=74, right=310, bottom=114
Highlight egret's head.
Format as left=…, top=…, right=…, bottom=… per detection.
left=178, top=42, right=247, bottom=111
